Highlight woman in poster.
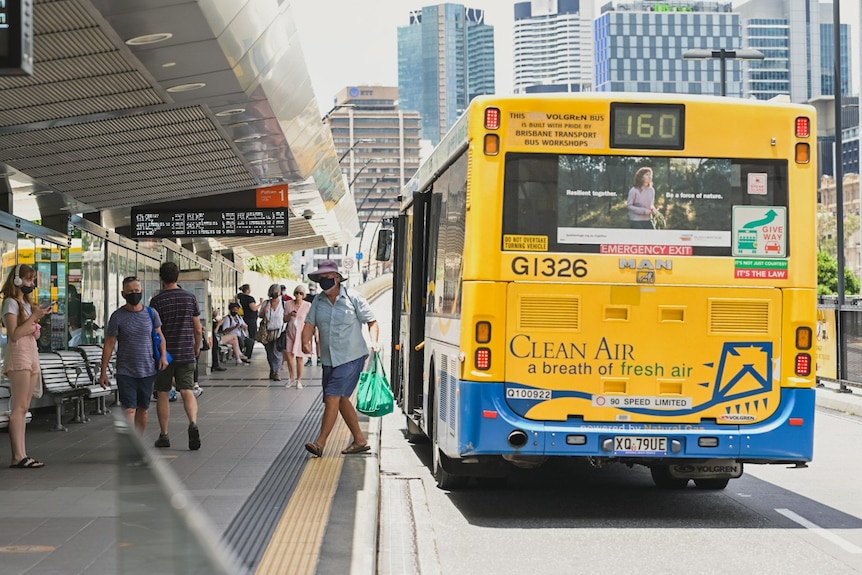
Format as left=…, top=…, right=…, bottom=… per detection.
left=626, top=167, right=657, bottom=229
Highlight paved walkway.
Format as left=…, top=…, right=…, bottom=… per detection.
left=0, top=348, right=377, bottom=575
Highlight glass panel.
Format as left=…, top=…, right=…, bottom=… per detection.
left=79, top=230, right=105, bottom=345
left=107, top=243, right=120, bottom=315
left=0, top=226, right=19, bottom=379
left=32, top=236, right=65, bottom=352
left=502, top=153, right=789, bottom=256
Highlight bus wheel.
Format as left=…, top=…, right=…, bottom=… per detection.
left=650, top=466, right=689, bottom=489
left=693, top=477, right=730, bottom=490
left=405, top=415, right=427, bottom=444
left=433, top=444, right=466, bottom=490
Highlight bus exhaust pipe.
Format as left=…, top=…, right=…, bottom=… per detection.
left=507, top=430, right=528, bottom=448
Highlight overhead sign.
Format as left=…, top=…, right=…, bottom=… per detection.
left=256, top=184, right=289, bottom=208
left=131, top=208, right=289, bottom=238
left=0, top=0, right=34, bottom=76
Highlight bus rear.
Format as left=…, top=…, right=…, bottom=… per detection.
left=452, top=94, right=817, bottom=489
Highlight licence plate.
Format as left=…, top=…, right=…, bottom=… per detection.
left=614, top=436, right=667, bottom=455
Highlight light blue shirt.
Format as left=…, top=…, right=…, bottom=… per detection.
left=306, top=286, right=375, bottom=367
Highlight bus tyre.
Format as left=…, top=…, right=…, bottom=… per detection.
left=432, top=444, right=466, bottom=490
left=650, top=465, right=689, bottom=489
left=693, top=477, right=730, bottom=490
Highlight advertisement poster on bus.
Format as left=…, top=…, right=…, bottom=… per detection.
left=502, top=153, right=788, bottom=258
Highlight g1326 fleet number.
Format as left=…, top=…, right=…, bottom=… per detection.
left=511, top=256, right=588, bottom=278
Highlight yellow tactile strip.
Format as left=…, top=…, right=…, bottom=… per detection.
left=254, top=417, right=352, bottom=575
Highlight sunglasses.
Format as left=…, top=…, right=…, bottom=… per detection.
left=294, top=292, right=304, bottom=296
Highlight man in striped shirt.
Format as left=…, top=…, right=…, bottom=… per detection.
left=150, top=262, right=204, bottom=451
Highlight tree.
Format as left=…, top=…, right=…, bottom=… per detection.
left=245, top=253, right=296, bottom=280
left=817, top=251, right=860, bottom=295
left=817, top=204, right=860, bottom=258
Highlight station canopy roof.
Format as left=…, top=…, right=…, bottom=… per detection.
left=0, top=0, right=359, bottom=258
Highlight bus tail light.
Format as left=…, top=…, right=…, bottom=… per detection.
left=484, top=107, right=500, bottom=129
left=795, top=116, right=810, bottom=137
left=475, top=347, right=491, bottom=370
left=795, top=326, right=812, bottom=350
left=795, top=143, right=810, bottom=163
left=795, top=353, right=811, bottom=376
left=484, top=134, right=499, bottom=155
left=475, top=321, right=491, bottom=343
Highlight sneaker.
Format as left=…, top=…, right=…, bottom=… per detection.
left=193, top=386, right=203, bottom=398
left=169, top=388, right=177, bottom=402
left=188, top=423, right=201, bottom=451
left=154, top=434, right=171, bottom=448
left=296, top=381, right=304, bottom=389
left=304, top=359, right=312, bottom=367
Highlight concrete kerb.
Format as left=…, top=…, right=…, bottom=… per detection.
left=349, top=276, right=391, bottom=575
left=816, top=379, right=862, bottom=417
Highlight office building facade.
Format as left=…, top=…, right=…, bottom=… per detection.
left=513, top=0, right=595, bottom=94
left=327, top=86, right=421, bottom=259
left=398, top=3, right=495, bottom=145
left=594, top=1, right=741, bottom=96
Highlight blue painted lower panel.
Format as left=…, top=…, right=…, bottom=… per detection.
left=456, top=381, right=815, bottom=462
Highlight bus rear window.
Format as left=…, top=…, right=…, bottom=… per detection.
left=502, top=153, right=789, bottom=257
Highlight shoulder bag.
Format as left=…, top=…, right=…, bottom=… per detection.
left=255, top=316, right=273, bottom=344
left=147, top=307, right=173, bottom=364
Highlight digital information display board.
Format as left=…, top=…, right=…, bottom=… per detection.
left=131, top=209, right=289, bottom=238
left=0, top=0, right=34, bottom=75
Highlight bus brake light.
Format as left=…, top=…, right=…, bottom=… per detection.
left=485, top=107, right=500, bottom=129
left=475, top=348, right=491, bottom=370
left=795, top=117, right=810, bottom=137
left=795, top=353, right=811, bottom=376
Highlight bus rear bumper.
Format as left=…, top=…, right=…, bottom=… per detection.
left=457, top=382, right=815, bottom=464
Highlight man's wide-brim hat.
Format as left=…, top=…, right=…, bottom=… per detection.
left=308, top=259, right=346, bottom=282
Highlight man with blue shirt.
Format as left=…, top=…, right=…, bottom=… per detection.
left=99, top=276, right=169, bottom=435
left=301, top=260, right=379, bottom=457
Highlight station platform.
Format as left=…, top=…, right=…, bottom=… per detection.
left=0, top=353, right=379, bottom=575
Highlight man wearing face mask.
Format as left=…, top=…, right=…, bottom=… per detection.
left=301, top=260, right=379, bottom=457
left=100, top=276, right=169, bottom=435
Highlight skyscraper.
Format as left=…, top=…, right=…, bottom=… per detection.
left=398, top=3, right=495, bottom=145
left=737, top=0, right=823, bottom=102
left=594, top=1, right=741, bottom=96
left=513, top=0, right=595, bottom=94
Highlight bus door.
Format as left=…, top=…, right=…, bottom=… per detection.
left=403, top=189, right=433, bottom=423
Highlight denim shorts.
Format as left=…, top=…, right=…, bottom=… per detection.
left=117, top=374, right=157, bottom=409
left=321, top=355, right=367, bottom=398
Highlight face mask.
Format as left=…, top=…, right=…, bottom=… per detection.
left=20, top=285, right=35, bottom=295
left=123, top=293, right=143, bottom=306
left=318, top=277, right=337, bottom=292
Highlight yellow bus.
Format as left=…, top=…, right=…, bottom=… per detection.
left=389, top=93, right=817, bottom=489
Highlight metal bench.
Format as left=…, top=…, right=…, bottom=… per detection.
left=57, top=349, right=114, bottom=423
left=0, top=386, right=32, bottom=428
left=38, top=353, right=89, bottom=432
left=73, top=345, right=117, bottom=415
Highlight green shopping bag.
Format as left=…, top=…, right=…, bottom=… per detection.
left=357, top=352, right=395, bottom=417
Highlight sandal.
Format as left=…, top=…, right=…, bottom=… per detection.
left=341, top=442, right=371, bottom=455
left=10, top=457, right=44, bottom=469
left=304, top=442, right=323, bottom=457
